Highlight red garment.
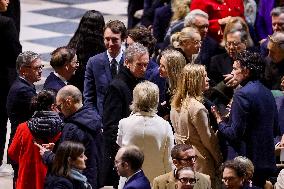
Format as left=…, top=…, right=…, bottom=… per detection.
left=8, top=122, right=61, bottom=189
left=190, top=0, right=244, bottom=42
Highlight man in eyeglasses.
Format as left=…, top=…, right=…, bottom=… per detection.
left=43, top=46, right=79, bottom=93
left=209, top=29, right=248, bottom=87
left=114, top=145, right=151, bottom=189
left=184, top=9, right=223, bottom=70
left=41, top=85, right=103, bottom=189
left=175, top=167, right=197, bottom=189
left=153, top=144, right=211, bottom=189
left=6, top=51, right=41, bottom=188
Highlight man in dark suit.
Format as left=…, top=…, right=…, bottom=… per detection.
left=0, top=0, right=21, bottom=169
left=212, top=51, right=278, bottom=188
left=43, top=46, right=79, bottom=93
left=7, top=51, right=42, bottom=187
left=184, top=9, right=223, bottom=69
left=103, top=43, right=149, bottom=188
left=84, top=20, right=127, bottom=116
left=115, top=145, right=151, bottom=189
left=209, top=30, right=248, bottom=86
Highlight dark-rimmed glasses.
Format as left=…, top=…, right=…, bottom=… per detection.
left=176, top=155, right=197, bottom=162
left=55, top=102, right=63, bottom=112
left=178, top=177, right=197, bottom=185
left=25, top=65, right=44, bottom=71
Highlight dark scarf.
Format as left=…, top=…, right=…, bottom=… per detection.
left=27, top=111, right=63, bottom=141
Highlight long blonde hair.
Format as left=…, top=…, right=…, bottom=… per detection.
left=161, top=49, right=186, bottom=94
left=171, top=64, right=206, bottom=109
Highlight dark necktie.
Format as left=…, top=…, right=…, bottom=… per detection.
left=110, top=58, right=118, bottom=78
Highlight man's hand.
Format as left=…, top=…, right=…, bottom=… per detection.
left=224, top=74, right=237, bottom=87
left=34, top=142, right=50, bottom=156
left=42, top=143, right=55, bottom=151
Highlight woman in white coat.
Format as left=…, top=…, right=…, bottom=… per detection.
left=117, top=81, right=174, bottom=186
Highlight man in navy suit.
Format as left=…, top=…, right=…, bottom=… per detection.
left=212, top=51, right=278, bottom=188
left=84, top=20, right=127, bottom=116
left=7, top=51, right=42, bottom=188
left=115, top=145, right=151, bottom=189
left=43, top=46, right=79, bottom=93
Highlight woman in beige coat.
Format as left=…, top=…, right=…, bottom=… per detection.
left=171, top=64, right=222, bottom=189
left=117, top=81, right=174, bottom=187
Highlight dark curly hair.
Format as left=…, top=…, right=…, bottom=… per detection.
left=220, top=160, right=247, bottom=178
left=127, top=25, right=157, bottom=56
left=235, top=50, right=265, bottom=80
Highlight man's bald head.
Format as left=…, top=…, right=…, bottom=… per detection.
left=56, top=85, right=83, bottom=117
left=57, top=85, right=82, bottom=104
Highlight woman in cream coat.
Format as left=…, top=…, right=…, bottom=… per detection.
left=171, top=64, right=222, bottom=189
left=117, top=81, right=174, bottom=186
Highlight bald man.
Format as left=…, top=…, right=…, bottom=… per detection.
left=44, top=85, right=103, bottom=189
left=114, top=146, right=151, bottom=189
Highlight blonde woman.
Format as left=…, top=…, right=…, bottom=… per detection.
left=117, top=81, right=174, bottom=187
left=158, top=49, right=187, bottom=120
left=159, top=49, right=186, bottom=94
left=175, top=27, right=201, bottom=63
left=171, top=64, right=222, bottom=189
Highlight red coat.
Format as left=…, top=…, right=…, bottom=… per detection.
left=190, top=0, right=244, bottom=42
left=8, top=122, right=61, bottom=189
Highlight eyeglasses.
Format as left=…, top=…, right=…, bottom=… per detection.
left=222, top=176, right=238, bottom=183
left=176, top=155, right=197, bottom=162
left=25, top=65, right=44, bottom=71
left=178, top=177, right=197, bottom=185
left=225, top=41, right=242, bottom=47
left=55, top=102, right=63, bottom=112
left=194, top=24, right=209, bottom=30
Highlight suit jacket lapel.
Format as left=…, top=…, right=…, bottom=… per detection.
left=104, top=51, right=112, bottom=82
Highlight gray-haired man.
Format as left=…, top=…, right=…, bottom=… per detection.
left=102, top=42, right=149, bottom=188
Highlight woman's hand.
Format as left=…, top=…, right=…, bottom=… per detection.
left=211, top=106, right=223, bottom=124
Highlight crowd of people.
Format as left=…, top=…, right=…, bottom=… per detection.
left=3, top=0, right=284, bottom=188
